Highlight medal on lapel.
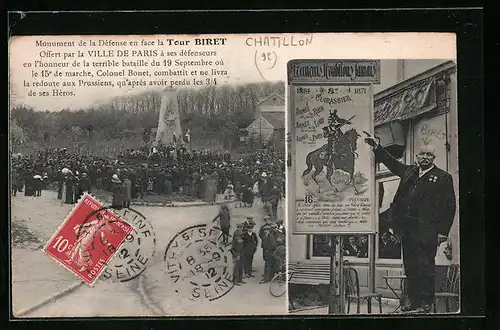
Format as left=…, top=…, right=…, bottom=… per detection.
left=429, top=175, right=438, bottom=182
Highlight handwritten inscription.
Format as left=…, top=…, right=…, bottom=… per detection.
left=420, top=123, right=446, bottom=141
left=245, top=35, right=313, bottom=48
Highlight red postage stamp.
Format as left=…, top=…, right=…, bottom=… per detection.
left=43, top=193, right=133, bottom=286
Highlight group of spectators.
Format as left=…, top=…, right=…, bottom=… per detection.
left=10, top=146, right=286, bottom=209
left=213, top=206, right=286, bottom=286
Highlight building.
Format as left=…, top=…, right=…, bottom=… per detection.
left=245, top=92, right=285, bottom=148
left=288, top=60, right=459, bottom=309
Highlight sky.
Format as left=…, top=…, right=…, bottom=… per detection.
left=9, top=33, right=456, bottom=111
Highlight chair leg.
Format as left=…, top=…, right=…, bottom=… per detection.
left=357, top=299, right=360, bottom=314
left=378, top=296, right=382, bottom=313
left=347, top=298, right=351, bottom=314
left=367, top=298, right=372, bottom=314
left=433, top=299, right=437, bottom=314
left=445, top=298, right=450, bottom=313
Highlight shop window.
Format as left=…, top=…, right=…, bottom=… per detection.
left=377, top=177, right=402, bottom=260
left=342, top=235, right=369, bottom=258
left=376, top=143, right=407, bottom=173
left=312, top=235, right=331, bottom=257
left=311, top=234, right=369, bottom=258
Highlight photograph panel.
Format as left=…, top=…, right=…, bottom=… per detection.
left=287, top=58, right=459, bottom=315
left=9, top=33, right=289, bottom=317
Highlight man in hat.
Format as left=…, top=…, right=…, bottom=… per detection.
left=275, top=218, right=286, bottom=242
left=122, top=174, right=132, bottom=208
left=213, top=204, right=231, bottom=244
left=274, top=234, right=286, bottom=275
left=267, top=184, right=282, bottom=221
left=260, top=223, right=277, bottom=283
left=241, top=183, right=255, bottom=208
left=233, top=222, right=245, bottom=240
left=242, top=218, right=258, bottom=278
left=244, top=215, right=256, bottom=229
left=259, top=215, right=272, bottom=244
left=110, top=174, right=124, bottom=209
left=79, top=172, right=91, bottom=196
left=230, top=225, right=246, bottom=285
left=364, top=137, right=456, bottom=313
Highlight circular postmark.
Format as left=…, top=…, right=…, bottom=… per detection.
left=99, top=207, right=156, bottom=282
left=164, top=224, right=234, bottom=302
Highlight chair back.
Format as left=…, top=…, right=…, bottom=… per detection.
left=344, top=267, right=360, bottom=297
left=445, top=264, right=460, bottom=294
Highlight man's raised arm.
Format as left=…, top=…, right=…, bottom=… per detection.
left=364, top=136, right=409, bottom=178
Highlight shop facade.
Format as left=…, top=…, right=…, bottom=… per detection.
left=288, top=60, right=459, bottom=299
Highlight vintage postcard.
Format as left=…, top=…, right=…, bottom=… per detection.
left=9, top=32, right=456, bottom=317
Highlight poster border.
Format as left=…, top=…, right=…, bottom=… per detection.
left=288, top=80, right=376, bottom=235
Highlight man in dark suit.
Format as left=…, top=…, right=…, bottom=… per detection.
left=365, top=137, right=456, bottom=313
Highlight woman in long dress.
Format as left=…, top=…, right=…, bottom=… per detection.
left=110, top=174, right=124, bottom=209
left=64, top=175, right=75, bottom=204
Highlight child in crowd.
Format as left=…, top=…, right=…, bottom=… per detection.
left=212, top=204, right=231, bottom=244
left=230, top=228, right=245, bottom=285
left=242, top=184, right=254, bottom=208
left=224, top=182, right=235, bottom=200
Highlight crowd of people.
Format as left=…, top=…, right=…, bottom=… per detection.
left=10, top=145, right=286, bottom=212
left=12, top=144, right=286, bottom=288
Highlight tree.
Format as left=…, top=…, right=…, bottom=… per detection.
left=10, top=81, right=286, bottom=152
left=10, top=120, right=27, bottom=151
left=71, top=126, right=85, bottom=141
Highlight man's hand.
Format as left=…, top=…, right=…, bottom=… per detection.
left=437, top=234, right=448, bottom=245
left=364, top=137, right=378, bottom=147
left=362, top=131, right=379, bottom=148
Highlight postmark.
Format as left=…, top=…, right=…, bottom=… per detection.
left=43, top=193, right=133, bottom=286
left=99, top=207, right=156, bottom=282
left=164, top=224, right=234, bottom=302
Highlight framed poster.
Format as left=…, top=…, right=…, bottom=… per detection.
left=288, top=59, right=379, bottom=234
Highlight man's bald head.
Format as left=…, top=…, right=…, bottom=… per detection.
left=415, top=144, right=436, bottom=169
left=418, top=145, right=436, bottom=156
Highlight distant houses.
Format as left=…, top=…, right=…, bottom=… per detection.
left=244, top=93, right=285, bottom=148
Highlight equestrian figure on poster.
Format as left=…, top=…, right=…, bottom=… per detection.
left=302, top=109, right=362, bottom=194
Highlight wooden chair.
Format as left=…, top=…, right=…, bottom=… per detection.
left=434, top=264, right=460, bottom=313
left=344, top=267, right=383, bottom=314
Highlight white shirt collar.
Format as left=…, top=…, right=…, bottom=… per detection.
left=418, top=165, right=435, bottom=178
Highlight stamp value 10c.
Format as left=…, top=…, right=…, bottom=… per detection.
left=43, top=194, right=133, bottom=285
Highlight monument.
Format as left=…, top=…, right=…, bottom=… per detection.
left=153, top=87, right=184, bottom=148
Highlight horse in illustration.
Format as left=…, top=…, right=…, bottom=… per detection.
left=302, top=111, right=362, bottom=194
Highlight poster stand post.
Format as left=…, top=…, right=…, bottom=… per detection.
left=328, top=235, right=346, bottom=315
left=338, top=236, right=345, bottom=314
left=328, top=234, right=338, bottom=314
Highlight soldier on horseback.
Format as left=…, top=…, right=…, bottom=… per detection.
left=324, top=109, right=358, bottom=168
left=303, top=109, right=362, bottom=194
